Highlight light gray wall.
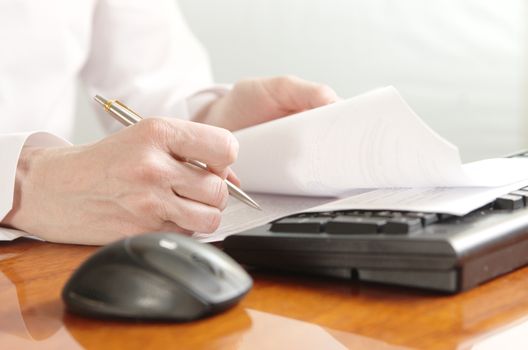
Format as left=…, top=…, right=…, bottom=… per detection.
left=74, top=0, right=528, bottom=161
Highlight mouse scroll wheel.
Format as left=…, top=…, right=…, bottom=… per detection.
left=191, top=253, right=224, bottom=277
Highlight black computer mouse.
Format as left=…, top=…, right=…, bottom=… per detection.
left=62, top=233, right=253, bottom=321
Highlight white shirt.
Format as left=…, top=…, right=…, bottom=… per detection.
left=0, top=0, right=227, bottom=238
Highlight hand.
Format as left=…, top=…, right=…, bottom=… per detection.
left=1, top=118, right=239, bottom=245
left=196, top=76, right=339, bottom=131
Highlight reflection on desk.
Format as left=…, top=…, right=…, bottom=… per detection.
left=1, top=238, right=528, bottom=349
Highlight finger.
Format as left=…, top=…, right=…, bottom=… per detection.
left=163, top=195, right=223, bottom=233
left=140, top=118, right=239, bottom=175
left=158, top=222, right=194, bottom=236
left=270, top=75, right=339, bottom=112
left=171, top=162, right=229, bottom=210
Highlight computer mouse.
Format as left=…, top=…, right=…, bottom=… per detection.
left=62, top=232, right=253, bottom=321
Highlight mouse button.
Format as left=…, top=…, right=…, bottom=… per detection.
left=127, top=234, right=251, bottom=302
left=190, top=253, right=224, bottom=277
left=137, top=250, right=223, bottom=296
left=66, top=264, right=162, bottom=305
left=64, top=264, right=210, bottom=320
left=220, top=266, right=253, bottom=291
left=193, top=244, right=253, bottom=284
left=185, top=249, right=252, bottom=301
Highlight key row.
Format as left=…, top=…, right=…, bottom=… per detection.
left=270, top=186, right=528, bottom=235
left=270, top=211, right=440, bottom=235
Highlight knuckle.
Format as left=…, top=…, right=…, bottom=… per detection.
left=136, top=155, right=167, bottom=183
left=276, top=75, right=298, bottom=88
left=269, top=75, right=300, bottom=97
left=278, top=74, right=297, bottom=84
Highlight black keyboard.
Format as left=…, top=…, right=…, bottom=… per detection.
left=224, top=151, right=528, bottom=293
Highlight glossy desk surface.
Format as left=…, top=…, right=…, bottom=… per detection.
left=1, top=238, right=528, bottom=349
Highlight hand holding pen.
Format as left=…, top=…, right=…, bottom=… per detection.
left=4, top=95, right=259, bottom=245
left=94, top=95, right=260, bottom=210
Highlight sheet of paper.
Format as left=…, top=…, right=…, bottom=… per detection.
left=307, top=179, right=528, bottom=216
left=232, top=86, right=528, bottom=196
left=0, top=228, right=27, bottom=242
left=194, top=179, right=528, bottom=242
left=462, top=158, right=528, bottom=186
left=193, top=193, right=340, bottom=242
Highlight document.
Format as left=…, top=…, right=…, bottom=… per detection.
left=194, top=193, right=339, bottom=242
left=195, top=179, right=528, bottom=242
left=307, top=180, right=528, bottom=215
left=233, top=86, right=528, bottom=194
left=193, top=86, right=528, bottom=242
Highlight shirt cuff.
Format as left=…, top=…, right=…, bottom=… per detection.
left=172, top=84, right=232, bottom=121
left=0, top=132, right=70, bottom=222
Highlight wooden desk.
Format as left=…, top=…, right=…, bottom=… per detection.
left=1, top=238, right=528, bottom=349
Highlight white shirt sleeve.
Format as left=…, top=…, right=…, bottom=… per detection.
left=0, top=132, right=70, bottom=239
left=80, top=0, right=229, bottom=130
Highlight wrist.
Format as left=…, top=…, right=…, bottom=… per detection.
left=1, top=146, right=45, bottom=230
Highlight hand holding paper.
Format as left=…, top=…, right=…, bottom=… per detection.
left=195, top=86, right=528, bottom=242
left=232, top=86, right=528, bottom=195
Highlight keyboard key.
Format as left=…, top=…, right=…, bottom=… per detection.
left=270, top=217, right=329, bottom=233
left=494, top=195, right=524, bottom=210
left=326, top=216, right=386, bottom=234
left=342, top=210, right=373, bottom=217
left=317, top=211, right=338, bottom=217
left=374, top=211, right=393, bottom=217
left=383, top=217, right=422, bottom=234
left=372, top=211, right=404, bottom=218
left=438, top=213, right=457, bottom=221
left=291, top=213, right=311, bottom=218
left=404, top=212, right=438, bottom=226
left=511, top=190, right=528, bottom=205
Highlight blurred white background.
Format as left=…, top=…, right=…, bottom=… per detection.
left=74, top=0, right=528, bottom=162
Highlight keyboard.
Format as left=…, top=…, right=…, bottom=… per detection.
left=223, top=151, right=528, bottom=293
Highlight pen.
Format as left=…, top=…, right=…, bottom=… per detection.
left=94, top=95, right=262, bottom=210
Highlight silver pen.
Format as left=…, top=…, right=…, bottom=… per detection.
left=94, top=95, right=261, bottom=210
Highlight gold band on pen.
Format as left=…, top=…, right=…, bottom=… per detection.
left=103, top=99, right=116, bottom=112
